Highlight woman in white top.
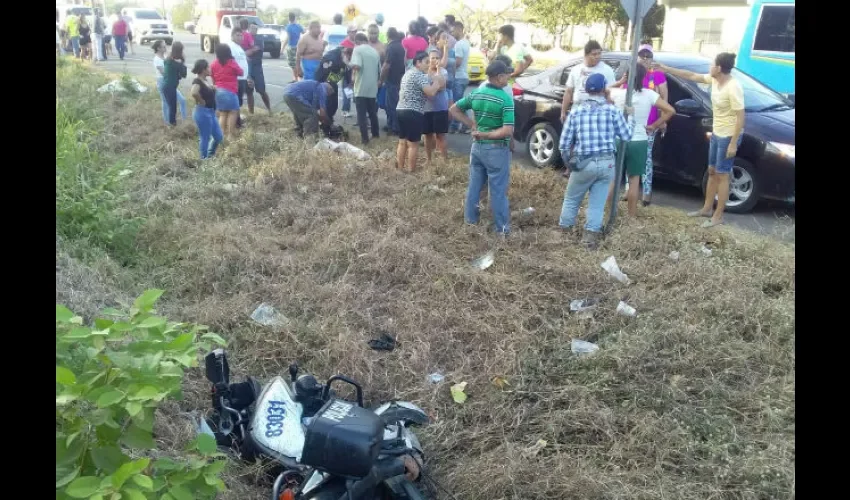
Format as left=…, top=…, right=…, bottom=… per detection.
left=152, top=40, right=187, bottom=125
left=609, top=63, right=674, bottom=216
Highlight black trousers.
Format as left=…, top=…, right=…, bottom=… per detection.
left=163, top=85, right=178, bottom=125
left=354, top=97, right=379, bottom=144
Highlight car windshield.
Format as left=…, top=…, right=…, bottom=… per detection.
left=68, top=7, right=93, bottom=16
left=683, top=64, right=792, bottom=113
left=133, top=11, right=162, bottom=20
left=234, top=16, right=264, bottom=27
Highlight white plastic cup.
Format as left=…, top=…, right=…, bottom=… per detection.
left=616, top=301, right=637, bottom=317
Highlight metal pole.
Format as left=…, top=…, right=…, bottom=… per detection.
left=605, top=5, right=643, bottom=233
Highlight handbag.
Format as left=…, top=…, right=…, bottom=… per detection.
left=377, top=85, right=387, bottom=110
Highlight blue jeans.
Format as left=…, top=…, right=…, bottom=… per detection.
left=113, top=35, right=126, bottom=59
left=465, top=143, right=512, bottom=234
left=157, top=78, right=187, bottom=125
left=385, top=83, right=400, bottom=134
left=449, top=79, right=469, bottom=131
left=559, top=154, right=615, bottom=233
left=193, top=106, right=223, bottom=159
left=70, top=36, right=81, bottom=57
left=708, top=133, right=743, bottom=174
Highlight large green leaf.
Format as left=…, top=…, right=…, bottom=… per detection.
left=57, top=304, right=75, bottom=322
left=200, top=333, right=227, bottom=346
left=131, top=474, right=154, bottom=491
left=137, top=316, right=167, bottom=329
left=122, top=487, right=148, bottom=500
left=90, top=445, right=129, bottom=474
left=194, top=433, right=218, bottom=454
left=127, top=386, right=160, bottom=401
left=167, top=485, right=193, bottom=500
left=125, top=401, right=143, bottom=417
left=64, top=327, right=94, bottom=340
left=111, top=458, right=150, bottom=489
left=57, top=366, right=77, bottom=385
left=65, top=476, right=102, bottom=498
left=133, top=289, right=164, bottom=312
left=56, top=467, right=81, bottom=488
left=97, top=390, right=126, bottom=408
left=120, top=424, right=156, bottom=450
left=166, top=333, right=195, bottom=351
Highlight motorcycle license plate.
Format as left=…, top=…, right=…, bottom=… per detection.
left=250, top=376, right=306, bottom=460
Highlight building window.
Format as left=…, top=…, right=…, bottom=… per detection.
left=694, top=18, right=723, bottom=45
left=753, top=5, right=795, bottom=53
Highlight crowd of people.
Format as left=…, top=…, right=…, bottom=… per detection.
left=57, top=8, right=746, bottom=245
left=57, top=8, right=133, bottom=62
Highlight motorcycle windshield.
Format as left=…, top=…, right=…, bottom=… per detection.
left=249, top=376, right=306, bottom=461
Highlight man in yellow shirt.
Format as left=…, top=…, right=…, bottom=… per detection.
left=66, top=13, right=81, bottom=58
left=655, top=52, right=745, bottom=228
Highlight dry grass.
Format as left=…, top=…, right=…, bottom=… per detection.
left=56, top=59, right=795, bottom=500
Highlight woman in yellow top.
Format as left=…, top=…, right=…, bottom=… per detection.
left=654, top=53, right=745, bottom=228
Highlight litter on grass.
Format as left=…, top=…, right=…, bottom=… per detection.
left=601, top=256, right=631, bottom=284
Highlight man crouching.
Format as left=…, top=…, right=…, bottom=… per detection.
left=283, top=80, right=335, bottom=138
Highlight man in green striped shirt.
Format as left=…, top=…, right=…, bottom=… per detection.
left=449, top=60, right=515, bottom=235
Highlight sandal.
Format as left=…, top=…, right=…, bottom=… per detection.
left=687, top=210, right=713, bottom=218
left=701, top=219, right=724, bottom=228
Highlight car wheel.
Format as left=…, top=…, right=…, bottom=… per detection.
left=701, top=158, right=760, bottom=214
left=526, top=122, right=561, bottom=168
left=270, top=49, right=281, bottom=59
left=165, top=38, right=173, bottom=46
left=202, top=36, right=214, bottom=54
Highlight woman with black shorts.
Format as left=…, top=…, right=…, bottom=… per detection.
left=424, top=47, right=450, bottom=164
left=78, top=15, right=92, bottom=61
left=395, top=51, right=445, bottom=172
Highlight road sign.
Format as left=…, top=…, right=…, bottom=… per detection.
left=344, top=4, right=360, bottom=21
left=619, top=0, right=656, bottom=22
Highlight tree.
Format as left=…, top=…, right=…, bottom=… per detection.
left=523, top=0, right=663, bottom=49
left=258, top=4, right=279, bottom=24
left=170, top=0, right=196, bottom=27
left=447, top=0, right=519, bottom=48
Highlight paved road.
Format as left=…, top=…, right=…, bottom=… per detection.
left=101, top=33, right=795, bottom=242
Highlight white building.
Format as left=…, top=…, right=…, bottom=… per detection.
left=659, top=0, right=753, bottom=57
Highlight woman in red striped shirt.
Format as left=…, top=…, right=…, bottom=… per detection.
left=210, top=43, right=243, bottom=139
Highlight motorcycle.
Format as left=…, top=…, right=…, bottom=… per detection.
left=202, top=349, right=435, bottom=500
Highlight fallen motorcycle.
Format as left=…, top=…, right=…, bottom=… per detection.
left=202, top=349, right=435, bottom=500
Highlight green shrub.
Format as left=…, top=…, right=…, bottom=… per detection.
left=55, top=101, right=141, bottom=262
left=56, top=290, right=229, bottom=500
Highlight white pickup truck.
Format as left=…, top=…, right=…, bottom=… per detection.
left=197, top=13, right=282, bottom=59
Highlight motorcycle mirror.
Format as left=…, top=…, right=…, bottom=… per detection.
left=289, top=362, right=299, bottom=382
left=204, top=349, right=230, bottom=385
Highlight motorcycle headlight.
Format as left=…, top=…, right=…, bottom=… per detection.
left=768, top=142, right=795, bottom=159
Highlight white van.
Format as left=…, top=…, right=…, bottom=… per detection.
left=57, top=3, right=93, bottom=28
left=121, top=8, right=174, bottom=45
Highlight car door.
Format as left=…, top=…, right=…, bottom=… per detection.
left=652, top=77, right=712, bottom=186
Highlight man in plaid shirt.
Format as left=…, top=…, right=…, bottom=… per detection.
left=558, top=73, right=634, bottom=249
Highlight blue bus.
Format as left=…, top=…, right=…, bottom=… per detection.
left=737, top=0, right=795, bottom=96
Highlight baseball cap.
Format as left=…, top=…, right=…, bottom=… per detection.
left=347, top=24, right=358, bottom=32
left=494, top=55, right=514, bottom=73
left=638, top=44, right=654, bottom=55
left=585, top=73, right=607, bottom=93
left=486, top=60, right=511, bottom=78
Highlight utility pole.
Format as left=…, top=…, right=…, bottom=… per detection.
left=606, top=0, right=653, bottom=233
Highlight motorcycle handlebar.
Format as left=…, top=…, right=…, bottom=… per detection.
left=335, top=458, right=407, bottom=500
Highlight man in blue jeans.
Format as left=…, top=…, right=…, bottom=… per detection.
left=558, top=73, right=634, bottom=249
left=449, top=61, right=515, bottom=235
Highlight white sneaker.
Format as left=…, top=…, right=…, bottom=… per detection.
left=342, top=112, right=351, bottom=118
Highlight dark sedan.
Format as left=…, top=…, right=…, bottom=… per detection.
left=511, top=52, right=795, bottom=213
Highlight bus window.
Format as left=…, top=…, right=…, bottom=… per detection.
left=753, top=5, right=795, bottom=53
